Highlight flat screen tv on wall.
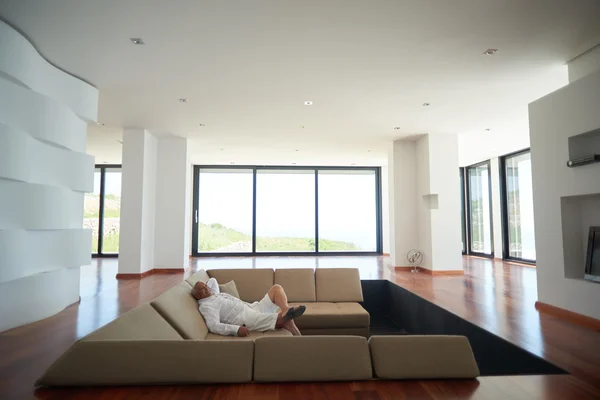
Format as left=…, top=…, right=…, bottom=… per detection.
left=584, top=226, right=600, bottom=283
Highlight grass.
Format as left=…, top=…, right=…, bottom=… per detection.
left=199, top=223, right=360, bottom=252
left=92, top=233, right=120, bottom=253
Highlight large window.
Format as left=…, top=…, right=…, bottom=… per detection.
left=466, top=161, right=493, bottom=256
left=192, top=166, right=382, bottom=255
left=501, top=150, right=536, bottom=262
left=84, top=165, right=122, bottom=256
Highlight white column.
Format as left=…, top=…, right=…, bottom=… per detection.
left=388, top=134, right=462, bottom=271
left=381, top=166, right=390, bottom=255
left=388, top=139, right=418, bottom=266
left=490, top=158, right=504, bottom=258
left=154, top=137, right=191, bottom=270
left=118, top=129, right=158, bottom=275
left=0, top=20, right=98, bottom=331
left=426, top=134, right=462, bottom=271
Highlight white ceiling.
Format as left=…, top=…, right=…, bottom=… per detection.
left=2, top=0, right=600, bottom=165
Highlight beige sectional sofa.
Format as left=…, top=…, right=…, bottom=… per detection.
left=37, top=267, right=480, bottom=386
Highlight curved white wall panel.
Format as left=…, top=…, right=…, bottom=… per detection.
left=0, top=230, right=91, bottom=284
left=0, top=267, right=80, bottom=332
left=0, top=21, right=98, bottom=332
left=0, top=181, right=85, bottom=230
left=0, top=77, right=87, bottom=152
left=0, top=20, right=98, bottom=122
left=0, top=124, right=94, bottom=192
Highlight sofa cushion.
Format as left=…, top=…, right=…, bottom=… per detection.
left=207, top=269, right=274, bottom=302
left=205, top=328, right=292, bottom=341
left=219, top=280, right=240, bottom=298
left=150, top=281, right=208, bottom=340
left=37, top=340, right=254, bottom=386
left=185, top=269, right=210, bottom=287
left=254, top=336, right=372, bottom=382
left=369, top=335, right=480, bottom=379
left=274, top=268, right=316, bottom=302
left=315, top=268, right=363, bottom=302
left=288, top=302, right=369, bottom=329
left=83, top=304, right=182, bottom=341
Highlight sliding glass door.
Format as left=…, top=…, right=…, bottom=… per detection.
left=192, top=166, right=381, bottom=256
left=84, top=165, right=122, bottom=256
left=256, top=170, right=316, bottom=252
left=466, top=161, right=493, bottom=256
left=501, top=150, right=536, bottom=262
left=318, top=170, right=377, bottom=252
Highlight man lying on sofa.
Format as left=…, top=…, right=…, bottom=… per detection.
left=192, top=278, right=306, bottom=337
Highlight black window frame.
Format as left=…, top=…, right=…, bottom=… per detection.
left=460, top=167, right=468, bottom=255
left=191, top=165, right=383, bottom=257
left=465, top=160, right=494, bottom=258
left=499, top=148, right=536, bottom=265
left=90, top=164, right=122, bottom=258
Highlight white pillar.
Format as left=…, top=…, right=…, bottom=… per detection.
left=426, top=134, right=462, bottom=271
left=0, top=20, right=98, bottom=331
left=490, top=158, right=503, bottom=258
left=381, top=166, right=390, bottom=255
left=118, top=129, right=158, bottom=275
left=388, top=134, right=462, bottom=271
left=154, top=137, right=191, bottom=270
left=388, top=139, right=418, bottom=266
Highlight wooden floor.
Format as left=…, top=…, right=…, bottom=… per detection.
left=1, top=256, right=600, bottom=399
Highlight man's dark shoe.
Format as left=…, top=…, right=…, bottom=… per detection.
left=283, top=305, right=306, bottom=322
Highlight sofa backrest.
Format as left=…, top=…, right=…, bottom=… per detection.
left=315, top=268, right=363, bottom=302
left=185, top=269, right=210, bottom=287
left=150, top=281, right=209, bottom=340
left=83, top=304, right=183, bottom=341
left=274, top=268, right=316, bottom=302
left=207, top=269, right=274, bottom=302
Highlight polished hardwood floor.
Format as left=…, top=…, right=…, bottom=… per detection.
left=1, top=256, right=600, bottom=399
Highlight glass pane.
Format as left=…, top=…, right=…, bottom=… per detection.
left=468, top=163, right=493, bottom=255
left=84, top=169, right=101, bottom=254
left=505, top=152, right=536, bottom=261
left=256, top=170, right=315, bottom=252
left=102, top=168, right=122, bottom=253
left=460, top=169, right=466, bottom=254
left=318, top=170, right=377, bottom=251
left=198, top=169, right=253, bottom=253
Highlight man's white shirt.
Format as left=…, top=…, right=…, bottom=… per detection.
left=196, top=278, right=246, bottom=336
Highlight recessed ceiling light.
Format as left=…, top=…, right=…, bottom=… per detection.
left=422, top=103, right=431, bottom=107
left=295, top=149, right=299, bottom=152
left=351, top=163, right=356, bottom=166
left=483, top=49, right=498, bottom=56
left=292, top=163, right=297, bottom=165
left=130, top=38, right=144, bottom=45
left=178, top=98, right=188, bottom=103
left=96, top=122, right=105, bottom=126
left=199, top=124, right=205, bottom=127
left=230, top=162, right=235, bottom=165
left=220, top=148, right=224, bottom=151
left=484, top=128, right=491, bottom=132
left=304, top=101, right=313, bottom=106
left=393, top=127, right=401, bottom=130
left=367, top=150, right=371, bottom=152
left=102, top=161, right=108, bottom=164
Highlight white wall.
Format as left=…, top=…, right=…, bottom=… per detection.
left=529, top=68, right=600, bottom=319
left=0, top=20, right=97, bottom=332
left=155, top=137, right=190, bottom=269
left=568, top=44, right=600, bottom=83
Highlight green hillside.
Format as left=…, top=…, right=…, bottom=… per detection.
left=199, top=223, right=359, bottom=252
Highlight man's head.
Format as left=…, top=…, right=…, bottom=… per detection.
left=192, top=281, right=213, bottom=300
